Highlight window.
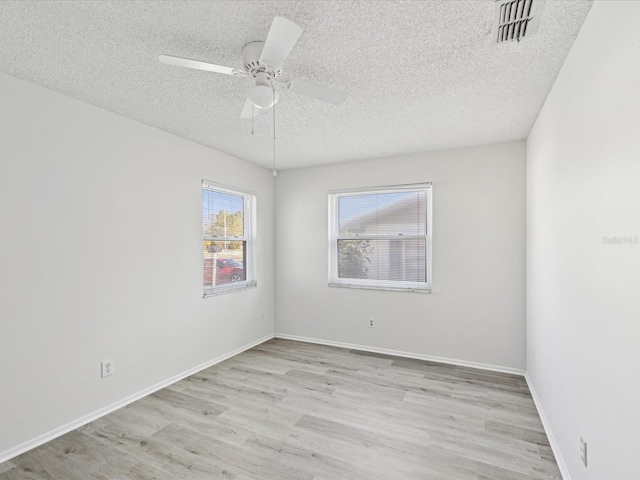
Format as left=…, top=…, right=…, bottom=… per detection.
left=329, top=183, right=432, bottom=292
left=202, top=181, right=256, bottom=297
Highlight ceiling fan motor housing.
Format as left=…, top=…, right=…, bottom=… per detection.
left=243, top=41, right=282, bottom=78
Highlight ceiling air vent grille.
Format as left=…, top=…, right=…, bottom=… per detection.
left=493, top=0, right=544, bottom=44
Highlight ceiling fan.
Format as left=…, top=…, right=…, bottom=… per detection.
left=159, top=16, right=348, bottom=118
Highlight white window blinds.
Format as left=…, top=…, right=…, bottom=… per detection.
left=202, top=181, right=256, bottom=297
left=329, top=184, right=432, bottom=292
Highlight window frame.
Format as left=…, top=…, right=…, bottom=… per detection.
left=202, top=180, right=257, bottom=298
left=328, top=183, right=432, bottom=293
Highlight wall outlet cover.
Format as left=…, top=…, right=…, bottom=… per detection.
left=101, top=359, right=114, bottom=378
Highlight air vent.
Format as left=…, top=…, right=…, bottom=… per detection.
left=493, top=0, right=544, bottom=44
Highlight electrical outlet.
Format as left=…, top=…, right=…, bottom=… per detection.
left=580, top=436, right=587, bottom=467
left=368, top=318, right=375, bottom=328
left=101, top=359, right=114, bottom=378
left=261, top=312, right=265, bottom=321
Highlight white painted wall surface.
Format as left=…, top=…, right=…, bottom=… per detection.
left=0, top=73, right=274, bottom=458
left=526, top=2, right=640, bottom=478
left=275, top=142, right=526, bottom=370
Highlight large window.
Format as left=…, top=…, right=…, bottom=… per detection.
left=329, top=183, right=432, bottom=292
left=202, top=181, right=256, bottom=297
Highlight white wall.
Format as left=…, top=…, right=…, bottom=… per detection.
left=526, top=2, right=640, bottom=478
left=275, top=142, right=526, bottom=371
left=0, top=72, right=274, bottom=458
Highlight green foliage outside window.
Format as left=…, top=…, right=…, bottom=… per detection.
left=338, top=237, right=373, bottom=279
left=210, top=210, right=244, bottom=250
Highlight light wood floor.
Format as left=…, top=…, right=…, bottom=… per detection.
left=0, top=339, right=561, bottom=479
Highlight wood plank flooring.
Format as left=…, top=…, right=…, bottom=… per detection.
left=0, top=339, right=561, bottom=479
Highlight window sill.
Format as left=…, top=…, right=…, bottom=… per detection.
left=203, top=280, right=257, bottom=298
left=328, top=282, right=431, bottom=294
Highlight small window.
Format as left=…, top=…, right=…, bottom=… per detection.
left=328, top=184, right=432, bottom=292
left=202, top=181, right=256, bottom=297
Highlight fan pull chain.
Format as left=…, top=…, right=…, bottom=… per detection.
left=272, top=82, right=277, bottom=177
left=251, top=104, right=255, bottom=136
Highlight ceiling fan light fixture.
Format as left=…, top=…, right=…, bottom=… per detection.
left=247, top=84, right=278, bottom=109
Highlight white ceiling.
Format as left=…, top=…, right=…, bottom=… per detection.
left=0, top=1, right=592, bottom=170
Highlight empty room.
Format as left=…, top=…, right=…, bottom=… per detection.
left=0, top=1, right=638, bottom=479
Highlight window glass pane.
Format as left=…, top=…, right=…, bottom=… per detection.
left=338, top=238, right=426, bottom=282
left=203, top=240, right=246, bottom=287
left=338, top=191, right=426, bottom=236
left=203, top=189, right=244, bottom=238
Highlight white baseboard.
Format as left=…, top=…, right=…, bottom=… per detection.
left=525, top=372, right=571, bottom=480
left=274, top=333, right=525, bottom=376
left=0, top=333, right=274, bottom=465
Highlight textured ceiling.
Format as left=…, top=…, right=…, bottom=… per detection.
left=0, top=1, right=592, bottom=170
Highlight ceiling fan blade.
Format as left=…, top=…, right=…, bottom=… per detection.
left=288, top=79, right=348, bottom=105
left=259, top=17, right=303, bottom=71
left=159, top=54, right=243, bottom=76
left=240, top=97, right=259, bottom=119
